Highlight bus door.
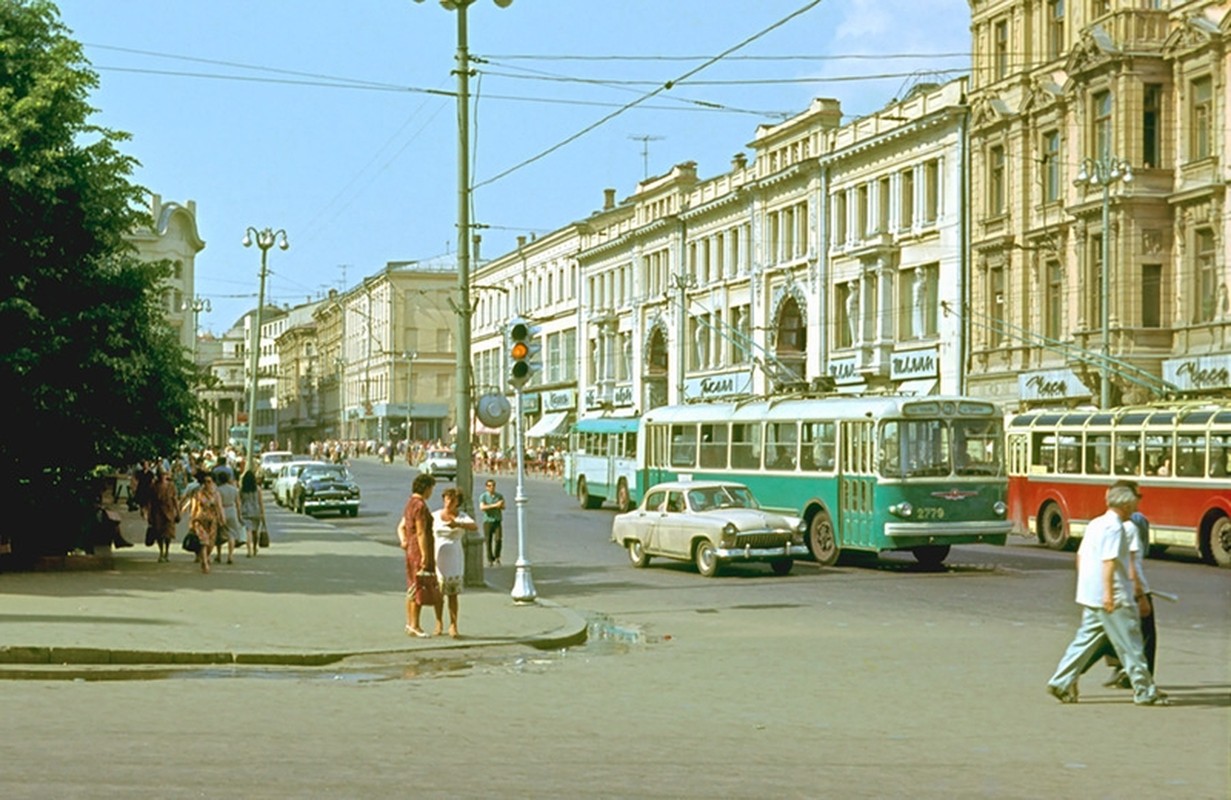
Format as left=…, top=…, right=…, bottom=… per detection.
left=838, top=420, right=877, bottom=549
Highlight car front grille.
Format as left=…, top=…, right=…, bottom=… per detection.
left=734, top=532, right=789, bottom=548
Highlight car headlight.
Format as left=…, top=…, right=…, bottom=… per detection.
left=889, top=502, right=913, bottom=518
left=993, top=500, right=1007, bottom=516
left=721, top=523, right=738, bottom=547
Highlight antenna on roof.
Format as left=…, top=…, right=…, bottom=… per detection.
left=629, top=134, right=664, bottom=179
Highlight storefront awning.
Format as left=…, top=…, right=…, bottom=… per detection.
left=898, top=378, right=938, bottom=396
left=524, top=411, right=568, bottom=438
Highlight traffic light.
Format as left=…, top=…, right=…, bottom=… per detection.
left=508, top=317, right=540, bottom=390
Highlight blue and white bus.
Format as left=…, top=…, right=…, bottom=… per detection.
left=563, top=416, right=642, bottom=512
left=639, top=395, right=1011, bottom=566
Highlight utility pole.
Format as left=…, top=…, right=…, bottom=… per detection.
left=629, top=134, right=664, bottom=179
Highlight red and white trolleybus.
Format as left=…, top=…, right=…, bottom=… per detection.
left=1006, top=401, right=1231, bottom=567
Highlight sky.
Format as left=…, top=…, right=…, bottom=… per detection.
left=54, top=0, right=972, bottom=334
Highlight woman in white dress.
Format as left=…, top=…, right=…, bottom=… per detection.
left=432, top=488, right=477, bottom=638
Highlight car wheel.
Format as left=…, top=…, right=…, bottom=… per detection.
left=911, top=544, right=951, bottom=568
left=1202, top=514, right=1231, bottom=568
left=694, top=540, right=719, bottom=577
left=615, top=479, right=632, bottom=513
left=1039, top=501, right=1070, bottom=550
left=808, top=509, right=839, bottom=567
left=627, top=540, right=650, bottom=568
left=770, top=558, right=793, bottom=576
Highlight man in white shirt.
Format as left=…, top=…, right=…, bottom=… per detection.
left=1046, top=484, right=1167, bottom=705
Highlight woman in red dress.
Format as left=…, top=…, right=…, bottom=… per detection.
left=398, top=473, right=441, bottom=637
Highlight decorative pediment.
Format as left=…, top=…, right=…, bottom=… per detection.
left=1065, top=24, right=1119, bottom=78
left=1021, top=76, right=1067, bottom=115
left=970, top=95, right=1013, bottom=130
left=1162, top=14, right=1222, bottom=59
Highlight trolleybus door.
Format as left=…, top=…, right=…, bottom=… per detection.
left=838, top=420, right=877, bottom=550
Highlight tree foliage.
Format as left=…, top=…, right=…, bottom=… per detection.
left=0, top=0, right=202, bottom=559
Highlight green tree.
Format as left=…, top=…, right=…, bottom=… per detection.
left=0, top=0, right=202, bottom=561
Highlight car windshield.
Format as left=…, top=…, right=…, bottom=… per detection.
left=303, top=466, right=348, bottom=480
left=429, top=451, right=454, bottom=459
left=685, top=485, right=758, bottom=512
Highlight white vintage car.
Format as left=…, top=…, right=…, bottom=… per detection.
left=611, top=480, right=808, bottom=577
left=272, top=460, right=325, bottom=507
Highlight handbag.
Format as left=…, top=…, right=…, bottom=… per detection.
left=258, top=519, right=270, bottom=548
left=413, top=569, right=441, bottom=606
left=182, top=531, right=201, bottom=553
left=145, top=525, right=157, bottom=547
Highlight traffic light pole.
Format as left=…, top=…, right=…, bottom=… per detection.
left=510, top=386, right=537, bottom=604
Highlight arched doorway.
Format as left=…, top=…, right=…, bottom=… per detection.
left=644, top=326, right=669, bottom=411
left=774, top=295, right=807, bottom=388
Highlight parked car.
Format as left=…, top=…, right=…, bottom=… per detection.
left=611, top=480, right=808, bottom=577
left=257, top=450, right=294, bottom=488
left=272, top=460, right=326, bottom=507
left=291, top=464, right=360, bottom=517
left=419, top=448, right=457, bottom=481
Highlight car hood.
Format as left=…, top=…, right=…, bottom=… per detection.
left=614, top=507, right=800, bottom=531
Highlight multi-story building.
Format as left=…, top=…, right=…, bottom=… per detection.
left=274, top=309, right=320, bottom=452
left=196, top=323, right=246, bottom=448
left=965, top=0, right=1229, bottom=406
left=127, top=193, right=205, bottom=354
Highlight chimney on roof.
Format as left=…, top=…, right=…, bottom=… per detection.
left=603, top=188, right=616, bottom=210
left=732, top=152, right=747, bottom=170
left=517, top=235, right=527, bottom=249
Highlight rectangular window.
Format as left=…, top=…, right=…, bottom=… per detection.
left=988, top=266, right=1005, bottom=347
left=1191, top=76, right=1212, bottom=160
left=1089, top=234, right=1104, bottom=328
left=900, top=168, right=914, bottom=229
left=1085, top=434, right=1111, bottom=475
left=730, top=423, right=762, bottom=469
left=1197, top=229, right=1217, bottom=322
left=988, top=145, right=1005, bottom=215
left=923, top=159, right=939, bottom=223
left=836, top=282, right=855, bottom=348
left=835, top=191, right=848, bottom=244
left=857, top=184, right=869, bottom=238
left=699, top=423, right=728, bottom=469
left=1047, top=0, right=1065, bottom=60
left=801, top=421, right=836, bottom=471
left=1057, top=434, right=1081, bottom=474
left=1145, top=433, right=1173, bottom=475
left=1093, top=91, right=1112, bottom=159
left=995, top=19, right=1009, bottom=79
left=1045, top=260, right=1064, bottom=340
left=730, top=304, right=751, bottom=364
left=1114, top=431, right=1142, bottom=476
left=765, top=422, right=798, bottom=470
left=769, top=212, right=781, bottom=264
left=899, top=264, right=939, bottom=340
left=1141, top=264, right=1161, bottom=328
left=1043, top=131, right=1061, bottom=203
left=1176, top=435, right=1206, bottom=478
left=669, top=424, right=697, bottom=468
left=1143, top=83, right=1162, bottom=168
left=877, top=176, right=891, bottom=233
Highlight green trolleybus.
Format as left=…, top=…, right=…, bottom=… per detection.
left=639, top=395, right=1011, bottom=566
left=563, top=416, right=642, bottom=512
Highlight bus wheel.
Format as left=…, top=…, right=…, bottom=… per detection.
left=770, top=558, right=793, bottom=576
left=627, top=540, right=650, bottom=568
left=1039, top=502, right=1070, bottom=550
left=616, top=479, right=632, bottom=513
left=694, top=540, right=720, bottom=577
left=577, top=476, right=591, bottom=509
left=1203, top=515, right=1231, bottom=568
left=808, top=510, right=839, bottom=567
left=912, top=545, right=950, bottom=568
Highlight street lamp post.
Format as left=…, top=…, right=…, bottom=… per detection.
left=403, top=350, right=418, bottom=442
left=1074, top=156, right=1132, bottom=410
left=181, top=296, right=211, bottom=365
left=242, top=226, right=289, bottom=467
left=415, top=0, right=514, bottom=513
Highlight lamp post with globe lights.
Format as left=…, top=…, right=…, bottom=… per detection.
left=242, top=226, right=289, bottom=467
left=181, top=296, right=211, bottom=365
left=1074, top=156, right=1132, bottom=409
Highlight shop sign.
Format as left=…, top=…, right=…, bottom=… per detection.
left=543, top=388, right=576, bottom=412
left=520, top=393, right=540, bottom=414
left=613, top=384, right=634, bottom=407
left=827, top=356, right=862, bottom=386
left=1018, top=368, right=1090, bottom=402
left=889, top=346, right=939, bottom=380
left=1163, top=353, right=1231, bottom=392
left=683, top=370, right=752, bottom=400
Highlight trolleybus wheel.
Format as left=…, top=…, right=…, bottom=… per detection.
left=808, top=510, right=839, bottom=567
left=577, top=476, right=603, bottom=510
left=1203, top=515, right=1231, bottom=568
left=770, top=558, right=793, bottom=576
left=627, top=540, right=650, bottom=568
left=911, top=544, right=950, bottom=568
left=694, top=540, right=719, bottom=577
left=1039, top=501, right=1071, bottom=550
left=615, top=479, right=632, bottom=513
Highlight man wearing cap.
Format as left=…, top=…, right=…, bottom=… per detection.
left=1046, top=483, right=1167, bottom=706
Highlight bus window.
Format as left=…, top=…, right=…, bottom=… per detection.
left=1057, top=435, right=1081, bottom=474
left=649, top=425, right=670, bottom=468
left=669, top=424, right=697, bottom=468
left=699, top=423, right=728, bottom=468
left=1144, top=434, right=1173, bottom=476
left=801, top=421, right=836, bottom=471
left=955, top=419, right=1002, bottom=475
left=1085, top=434, right=1111, bottom=475
left=901, top=420, right=950, bottom=477
left=1175, top=435, right=1206, bottom=477
left=1211, top=435, right=1230, bottom=477
left=879, top=421, right=902, bottom=477
left=1032, top=433, right=1056, bottom=473
left=765, top=422, right=798, bottom=470
left=1113, top=432, right=1142, bottom=475
left=730, top=423, right=762, bottom=469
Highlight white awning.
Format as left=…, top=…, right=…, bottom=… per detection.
left=897, top=378, right=938, bottom=396
left=524, top=411, right=568, bottom=438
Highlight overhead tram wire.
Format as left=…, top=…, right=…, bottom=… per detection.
left=472, top=0, right=827, bottom=191
left=485, top=52, right=970, bottom=63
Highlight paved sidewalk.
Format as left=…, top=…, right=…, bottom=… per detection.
left=0, top=504, right=585, bottom=667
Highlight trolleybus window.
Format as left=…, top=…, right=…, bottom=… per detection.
left=1085, top=433, right=1111, bottom=475
left=670, top=424, right=697, bottom=468
left=955, top=419, right=1003, bottom=475
left=1145, top=433, right=1173, bottom=475
left=730, top=422, right=761, bottom=469
left=1114, top=432, right=1142, bottom=475
left=766, top=422, right=798, bottom=470
left=699, top=423, right=728, bottom=469
left=1056, top=434, right=1081, bottom=474
left=800, top=421, right=836, bottom=471
left=1176, top=435, right=1206, bottom=477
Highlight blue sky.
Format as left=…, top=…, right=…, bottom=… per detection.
left=55, top=0, right=971, bottom=333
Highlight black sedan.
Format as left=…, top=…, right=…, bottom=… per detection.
left=290, top=464, right=360, bottom=517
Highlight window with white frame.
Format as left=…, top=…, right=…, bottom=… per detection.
left=898, top=264, right=939, bottom=340
left=1190, top=76, right=1212, bottom=161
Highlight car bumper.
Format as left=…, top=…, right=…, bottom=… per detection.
left=715, top=543, right=810, bottom=560
left=303, top=498, right=360, bottom=512
left=883, top=520, right=1012, bottom=547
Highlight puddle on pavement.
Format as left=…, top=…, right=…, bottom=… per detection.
left=0, top=613, right=647, bottom=683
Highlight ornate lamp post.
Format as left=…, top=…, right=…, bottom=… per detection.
left=181, top=296, right=211, bottom=364
left=242, top=226, right=289, bottom=467
left=1074, top=156, right=1132, bottom=409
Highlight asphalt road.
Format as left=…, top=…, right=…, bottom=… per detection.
left=1, top=457, right=1227, bottom=799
